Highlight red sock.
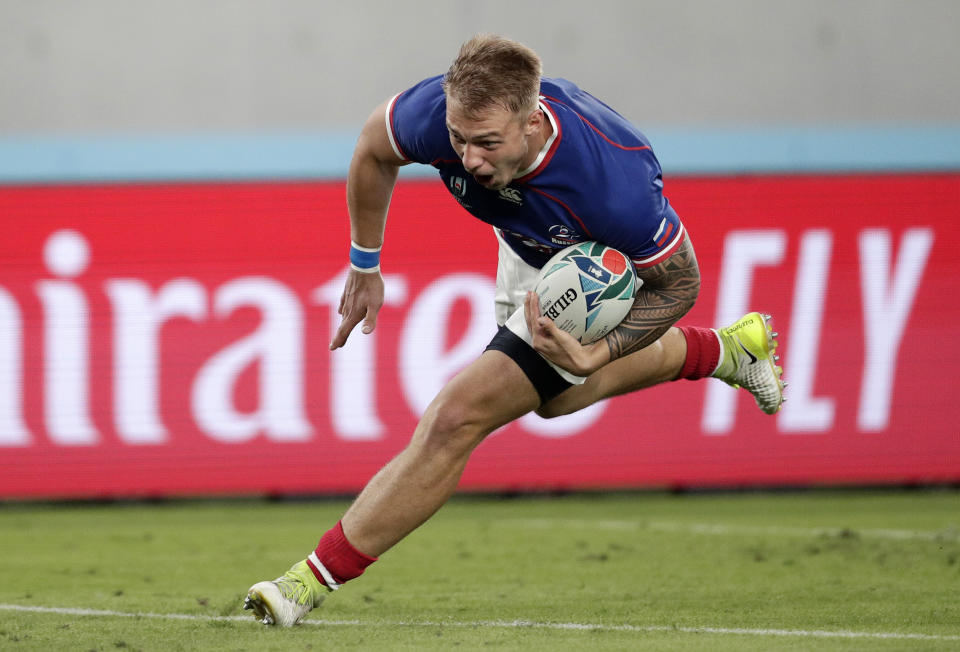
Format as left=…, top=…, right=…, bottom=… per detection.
left=674, top=326, right=721, bottom=381
left=305, top=521, right=378, bottom=589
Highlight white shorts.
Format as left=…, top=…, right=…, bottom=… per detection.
left=493, top=229, right=587, bottom=386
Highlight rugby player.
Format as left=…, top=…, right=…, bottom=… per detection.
left=245, top=34, right=785, bottom=626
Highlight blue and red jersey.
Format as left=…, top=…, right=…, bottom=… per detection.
left=385, top=75, right=685, bottom=270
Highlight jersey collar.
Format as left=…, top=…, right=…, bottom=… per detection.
left=514, top=98, right=561, bottom=183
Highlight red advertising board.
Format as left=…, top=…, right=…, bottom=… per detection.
left=0, top=174, right=957, bottom=498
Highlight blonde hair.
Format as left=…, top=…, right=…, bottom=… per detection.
left=442, top=34, right=542, bottom=118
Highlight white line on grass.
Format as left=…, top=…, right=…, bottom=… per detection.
left=2, top=603, right=958, bottom=642
left=502, top=518, right=959, bottom=541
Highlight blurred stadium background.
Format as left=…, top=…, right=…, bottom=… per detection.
left=1, top=0, right=959, bottom=499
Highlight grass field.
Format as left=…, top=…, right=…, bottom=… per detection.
left=1, top=489, right=958, bottom=651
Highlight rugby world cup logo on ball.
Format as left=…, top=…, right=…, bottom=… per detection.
left=533, top=242, right=640, bottom=344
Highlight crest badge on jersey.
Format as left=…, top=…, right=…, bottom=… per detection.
left=450, top=176, right=467, bottom=197
left=548, top=224, right=580, bottom=246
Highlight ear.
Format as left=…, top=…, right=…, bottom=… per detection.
left=524, top=108, right=543, bottom=136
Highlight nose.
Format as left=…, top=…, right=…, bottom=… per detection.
left=461, top=144, right=484, bottom=174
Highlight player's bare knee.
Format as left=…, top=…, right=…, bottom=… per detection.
left=414, top=397, right=488, bottom=460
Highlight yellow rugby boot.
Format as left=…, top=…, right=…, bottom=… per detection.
left=713, top=312, right=785, bottom=415
left=244, top=559, right=328, bottom=626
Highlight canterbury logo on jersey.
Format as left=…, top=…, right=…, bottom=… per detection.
left=498, top=187, right=523, bottom=204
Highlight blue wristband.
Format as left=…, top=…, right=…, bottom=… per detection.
left=349, top=241, right=381, bottom=273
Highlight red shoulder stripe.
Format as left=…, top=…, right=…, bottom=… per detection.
left=541, top=94, right=651, bottom=152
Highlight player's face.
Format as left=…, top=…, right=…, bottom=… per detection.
left=446, top=102, right=542, bottom=190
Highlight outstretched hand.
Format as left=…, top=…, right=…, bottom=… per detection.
left=330, top=270, right=385, bottom=349
left=523, top=291, right=609, bottom=376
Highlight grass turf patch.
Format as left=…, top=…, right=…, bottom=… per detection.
left=0, top=489, right=958, bottom=650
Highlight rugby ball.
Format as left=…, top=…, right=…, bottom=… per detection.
left=533, top=242, right=639, bottom=344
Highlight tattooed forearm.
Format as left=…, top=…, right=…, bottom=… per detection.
left=604, top=236, right=701, bottom=361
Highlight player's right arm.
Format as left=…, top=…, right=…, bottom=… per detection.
left=330, top=99, right=410, bottom=350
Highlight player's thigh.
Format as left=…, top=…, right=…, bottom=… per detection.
left=537, top=333, right=679, bottom=418
left=535, top=354, right=642, bottom=418
left=424, top=348, right=542, bottom=439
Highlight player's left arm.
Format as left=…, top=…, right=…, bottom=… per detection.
left=525, top=235, right=700, bottom=376
left=604, top=234, right=700, bottom=360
